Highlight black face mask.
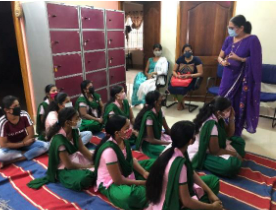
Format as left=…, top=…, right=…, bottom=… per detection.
left=184, top=51, right=192, bottom=58
left=12, top=107, right=21, bottom=116
left=89, top=87, right=95, bottom=94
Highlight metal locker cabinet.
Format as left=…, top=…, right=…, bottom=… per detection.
left=82, top=31, right=105, bottom=51
left=96, top=88, right=108, bottom=103
left=52, top=54, right=82, bottom=78
left=86, top=70, right=107, bottom=89
left=106, top=10, right=124, bottom=29
left=81, top=8, right=104, bottom=29
left=50, top=31, right=81, bottom=54
left=107, top=31, right=125, bottom=48
left=47, top=4, right=79, bottom=29
left=84, top=51, right=106, bottom=72
left=109, top=66, right=126, bottom=85
left=55, top=75, right=83, bottom=96
left=108, top=49, right=125, bottom=67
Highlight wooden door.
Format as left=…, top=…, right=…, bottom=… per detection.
left=177, top=1, right=234, bottom=101
left=143, top=1, right=161, bottom=67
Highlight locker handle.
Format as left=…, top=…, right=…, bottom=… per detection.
left=83, top=17, right=91, bottom=20
left=109, top=19, right=112, bottom=21
left=111, top=75, right=114, bottom=78
left=54, top=65, right=62, bottom=68
left=108, top=39, right=113, bottom=45
left=51, top=14, right=57, bottom=18
left=84, top=39, right=90, bottom=46
left=87, top=60, right=91, bottom=63
left=52, top=41, right=59, bottom=44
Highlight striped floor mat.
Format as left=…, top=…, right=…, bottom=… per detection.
left=0, top=130, right=275, bottom=210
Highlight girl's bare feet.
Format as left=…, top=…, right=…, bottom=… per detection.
left=177, top=102, right=184, bottom=111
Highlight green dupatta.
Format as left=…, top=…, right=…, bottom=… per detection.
left=103, top=99, right=130, bottom=125
left=28, top=129, right=80, bottom=188
left=94, top=140, right=134, bottom=178
left=28, top=134, right=133, bottom=189
left=192, top=119, right=227, bottom=169
left=162, top=152, right=194, bottom=210
left=36, top=101, right=49, bottom=135
left=135, top=110, right=162, bottom=150
left=75, top=93, right=101, bottom=112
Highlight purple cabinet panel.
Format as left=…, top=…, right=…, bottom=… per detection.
left=108, top=49, right=125, bottom=67
left=109, top=66, right=126, bottom=85
left=107, top=31, right=125, bottom=48
left=86, top=70, right=107, bottom=89
left=84, top=51, right=106, bottom=72
left=81, top=8, right=104, bottom=29
left=47, top=4, right=79, bottom=29
left=106, top=11, right=124, bottom=29
left=53, top=54, right=82, bottom=78
left=50, top=31, right=80, bottom=53
left=55, top=75, right=83, bottom=96
left=82, top=31, right=105, bottom=51
left=97, top=88, right=108, bottom=103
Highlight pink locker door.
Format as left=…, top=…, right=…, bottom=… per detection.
left=86, top=70, right=107, bottom=89
left=52, top=54, right=82, bottom=78
left=106, top=11, right=124, bottom=29
left=81, top=8, right=104, bottom=29
left=50, top=31, right=80, bottom=54
left=107, top=31, right=125, bottom=48
left=47, top=4, right=79, bottom=29
left=108, top=49, right=125, bottom=67
left=82, top=31, right=105, bottom=51
left=84, top=51, right=106, bottom=72
left=109, top=66, right=126, bottom=85
left=96, top=88, right=108, bottom=103
left=55, top=75, right=83, bottom=96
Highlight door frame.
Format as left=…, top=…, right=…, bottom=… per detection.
left=175, top=1, right=237, bottom=61
left=11, top=2, right=35, bottom=119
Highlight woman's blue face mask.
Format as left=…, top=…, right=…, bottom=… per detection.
left=228, top=27, right=237, bottom=37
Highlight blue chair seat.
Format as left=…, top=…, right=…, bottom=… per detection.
left=260, top=92, right=276, bottom=102
left=207, top=86, right=219, bottom=96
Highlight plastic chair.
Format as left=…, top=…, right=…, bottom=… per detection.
left=203, top=64, right=224, bottom=103
left=164, top=74, right=203, bottom=112
left=259, top=64, right=276, bottom=128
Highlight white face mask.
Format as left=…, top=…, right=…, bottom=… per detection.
left=65, top=102, right=73, bottom=108
left=153, top=50, right=162, bottom=57
left=72, top=119, right=82, bottom=129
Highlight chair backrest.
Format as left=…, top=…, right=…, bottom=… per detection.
left=262, top=64, right=276, bottom=85
left=217, top=64, right=224, bottom=78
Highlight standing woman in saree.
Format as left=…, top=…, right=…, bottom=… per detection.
left=103, top=85, right=138, bottom=145
left=75, top=80, right=104, bottom=133
left=218, top=15, right=262, bottom=136
left=131, top=44, right=168, bottom=106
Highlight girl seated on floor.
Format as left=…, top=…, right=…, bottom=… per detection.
left=75, top=80, right=104, bottom=133
left=28, top=107, right=94, bottom=191
left=103, top=85, right=138, bottom=145
left=189, top=96, right=245, bottom=177
left=36, top=84, right=58, bottom=140
left=44, top=92, right=92, bottom=145
left=146, top=121, right=223, bottom=210
left=0, top=95, right=49, bottom=169
left=134, top=90, right=171, bottom=159
left=93, top=115, right=154, bottom=210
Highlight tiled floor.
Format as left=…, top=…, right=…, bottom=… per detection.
left=126, top=69, right=276, bottom=159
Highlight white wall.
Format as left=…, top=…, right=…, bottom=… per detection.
left=235, top=1, right=276, bottom=65
left=160, top=1, right=178, bottom=72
